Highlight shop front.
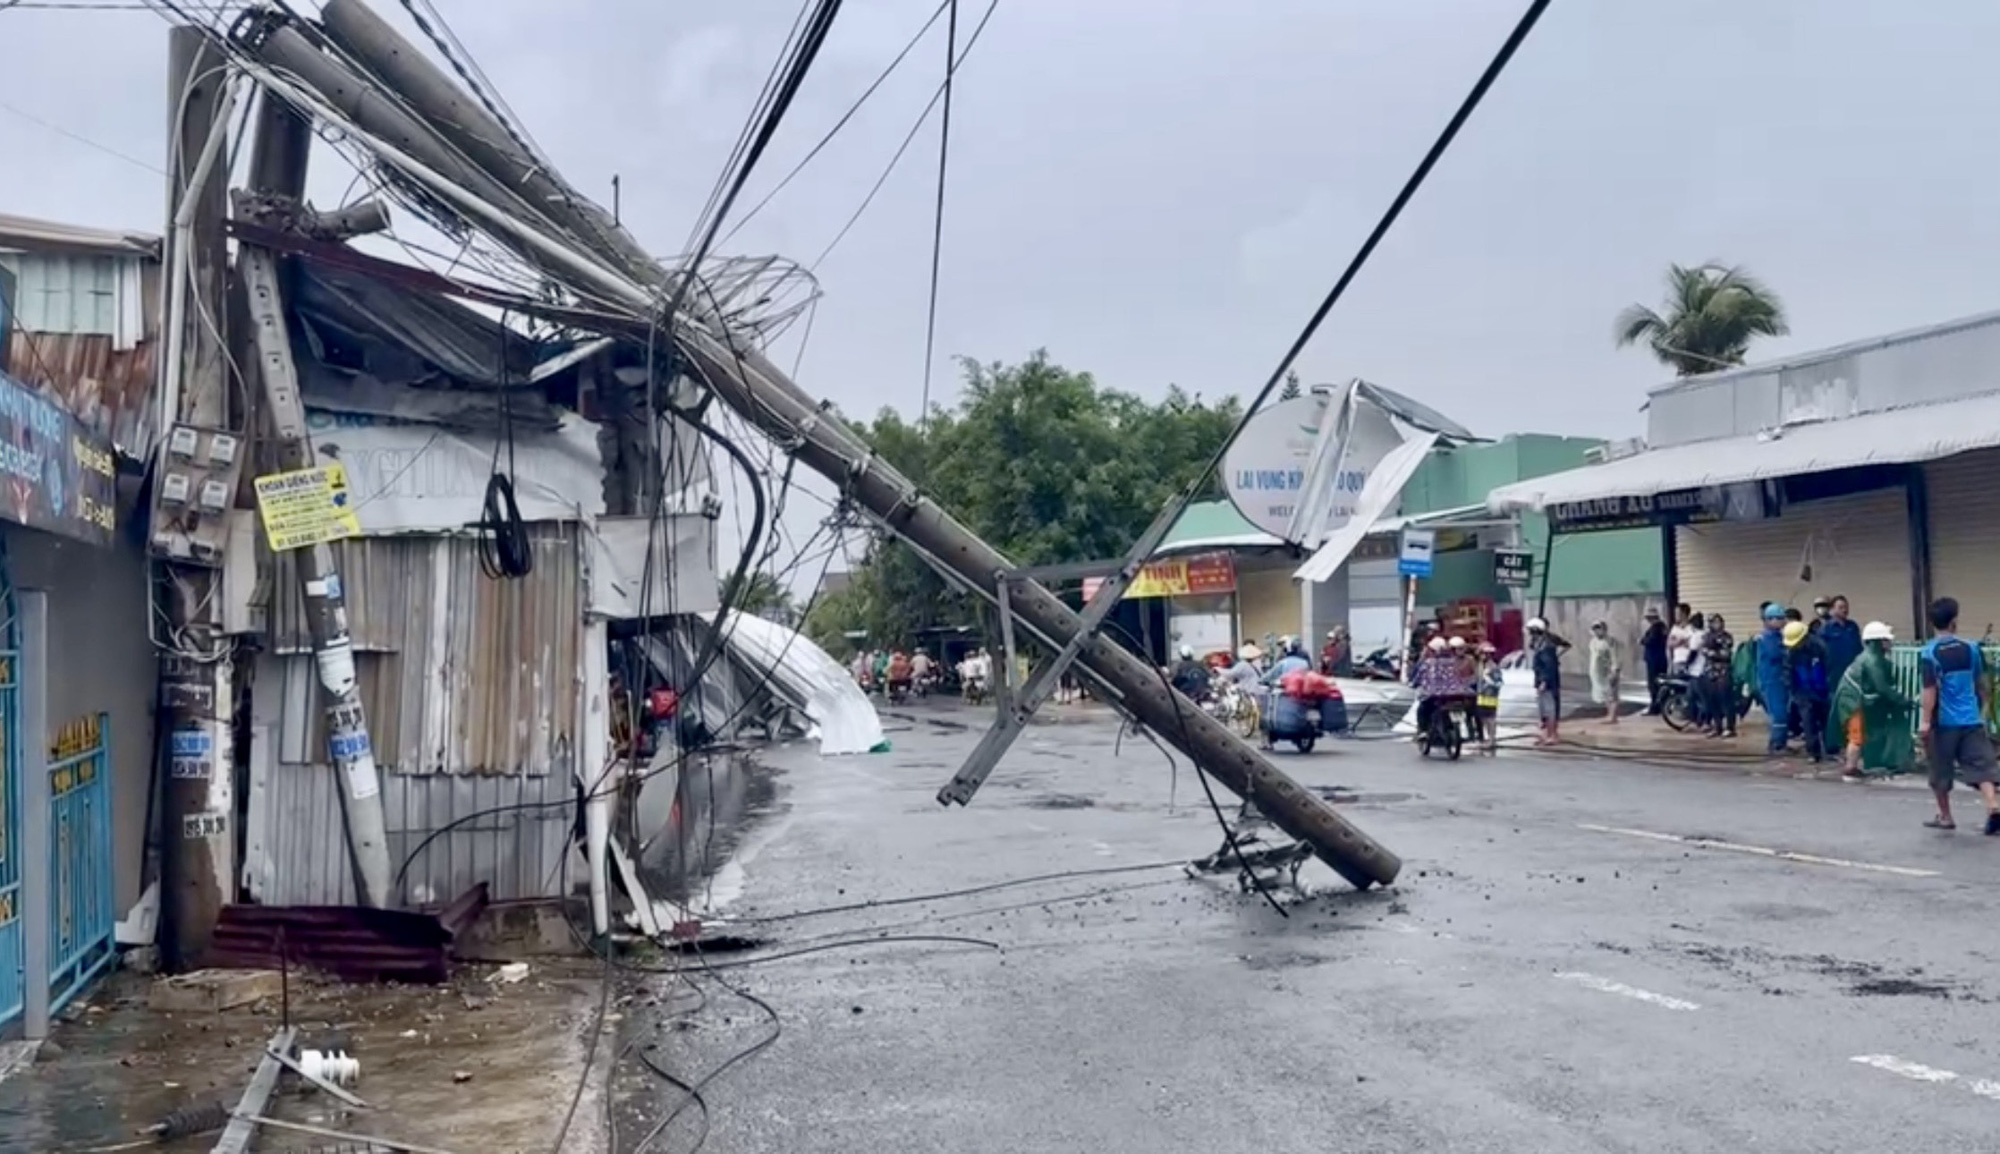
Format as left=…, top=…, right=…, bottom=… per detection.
left=1090, top=551, right=1239, bottom=660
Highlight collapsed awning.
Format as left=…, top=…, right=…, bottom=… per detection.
left=1486, top=392, right=2000, bottom=514
left=1294, top=431, right=1439, bottom=582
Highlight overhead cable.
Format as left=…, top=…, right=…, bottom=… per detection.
left=917, top=0, right=960, bottom=422
left=721, top=0, right=953, bottom=245
left=809, top=0, right=999, bottom=271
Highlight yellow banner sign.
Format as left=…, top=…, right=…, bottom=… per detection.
left=253, top=463, right=362, bottom=551
left=1123, top=552, right=1237, bottom=600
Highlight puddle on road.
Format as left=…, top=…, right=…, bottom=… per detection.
left=634, top=746, right=785, bottom=909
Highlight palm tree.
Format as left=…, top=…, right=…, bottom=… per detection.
left=1614, top=263, right=1790, bottom=377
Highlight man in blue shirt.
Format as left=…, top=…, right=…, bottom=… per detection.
left=1755, top=602, right=1791, bottom=755
left=1820, top=594, right=1863, bottom=694
left=1919, top=596, right=1998, bottom=834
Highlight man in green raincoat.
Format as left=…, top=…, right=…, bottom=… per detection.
left=1828, top=620, right=1915, bottom=778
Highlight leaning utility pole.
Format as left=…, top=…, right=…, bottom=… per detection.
left=676, top=332, right=1404, bottom=890
left=158, top=27, right=236, bottom=968
left=232, top=0, right=1402, bottom=889
left=237, top=98, right=395, bottom=908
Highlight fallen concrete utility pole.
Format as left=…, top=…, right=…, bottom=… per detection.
left=229, top=1, right=1402, bottom=889
left=677, top=333, right=1403, bottom=890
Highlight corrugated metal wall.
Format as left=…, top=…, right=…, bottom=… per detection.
left=247, top=526, right=587, bottom=905
left=266, top=527, right=581, bottom=775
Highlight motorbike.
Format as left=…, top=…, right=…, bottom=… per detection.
left=1655, top=674, right=1698, bottom=731
left=1417, top=693, right=1474, bottom=760
left=962, top=672, right=991, bottom=706
left=1353, top=647, right=1401, bottom=681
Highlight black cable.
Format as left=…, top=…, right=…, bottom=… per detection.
left=1104, top=620, right=1287, bottom=917
left=736, top=859, right=1184, bottom=924
left=721, top=0, right=954, bottom=245
left=669, top=0, right=845, bottom=320
left=916, top=0, right=959, bottom=421
left=477, top=313, right=534, bottom=578
left=810, top=0, right=1000, bottom=271
left=633, top=948, right=783, bottom=1154
left=635, top=1047, right=714, bottom=1154
left=1142, top=0, right=1555, bottom=553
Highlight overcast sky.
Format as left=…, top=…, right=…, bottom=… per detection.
left=8, top=0, right=2000, bottom=586
left=10, top=0, right=2000, bottom=441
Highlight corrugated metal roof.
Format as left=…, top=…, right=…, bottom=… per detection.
left=0, top=213, right=160, bottom=258
left=1488, top=391, right=2000, bottom=512
left=267, top=526, right=582, bottom=774
left=1643, top=306, right=2000, bottom=402
left=5, top=330, right=158, bottom=454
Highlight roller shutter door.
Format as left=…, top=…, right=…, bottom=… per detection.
left=1674, top=487, right=1913, bottom=639
left=1236, top=564, right=1296, bottom=649
left=1926, top=448, right=2000, bottom=636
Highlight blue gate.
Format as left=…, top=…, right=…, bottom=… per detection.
left=47, top=711, right=112, bottom=1013
left=0, top=550, right=19, bottom=1031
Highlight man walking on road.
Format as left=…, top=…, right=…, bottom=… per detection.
left=1919, top=596, right=2000, bottom=833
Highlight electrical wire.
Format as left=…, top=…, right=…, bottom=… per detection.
left=809, top=0, right=999, bottom=272
left=720, top=0, right=953, bottom=246
left=734, top=858, right=1185, bottom=924
left=669, top=0, right=846, bottom=321
left=1141, top=0, right=1554, bottom=550
left=1104, top=620, right=1288, bottom=916
left=916, top=0, right=959, bottom=422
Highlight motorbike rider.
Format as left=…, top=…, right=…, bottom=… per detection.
left=1412, top=636, right=1463, bottom=742
left=1169, top=644, right=1211, bottom=700
left=911, top=648, right=935, bottom=694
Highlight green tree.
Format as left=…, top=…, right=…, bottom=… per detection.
left=1614, top=263, right=1789, bottom=377
left=723, top=570, right=795, bottom=622
left=1279, top=369, right=1303, bottom=401
left=804, top=352, right=1241, bottom=648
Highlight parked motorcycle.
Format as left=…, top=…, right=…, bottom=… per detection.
left=1655, top=674, right=1698, bottom=732
left=1353, top=647, right=1401, bottom=681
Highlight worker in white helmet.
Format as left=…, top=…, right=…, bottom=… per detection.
left=1830, top=620, right=1916, bottom=780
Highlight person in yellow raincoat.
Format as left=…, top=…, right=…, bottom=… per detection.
left=1827, top=620, right=1915, bottom=778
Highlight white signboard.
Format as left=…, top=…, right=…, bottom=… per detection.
left=305, top=409, right=606, bottom=533
left=1222, top=391, right=1403, bottom=542
left=1398, top=527, right=1436, bottom=577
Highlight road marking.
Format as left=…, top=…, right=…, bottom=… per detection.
left=1852, top=1055, right=2000, bottom=1101
left=1554, top=971, right=1700, bottom=1011
left=1577, top=824, right=1940, bottom=878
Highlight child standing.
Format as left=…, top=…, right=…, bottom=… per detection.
left=1474, top=641, right=1502, bottom=755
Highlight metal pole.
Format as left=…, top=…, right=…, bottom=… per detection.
left=678, top=332, right=1403, bottom=889
left=1536, top=522, right=1557, bottom=621
left=237, top=99, right=395, bottom=908
left=159, top=28, right=237, bottom=970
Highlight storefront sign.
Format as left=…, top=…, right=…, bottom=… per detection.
left=1123, top=552, right=1238, bottom=600
left=0, top=367, right=117, bottom=547
left=1221, top=392, right=1404, bottom=542
left=254, top=463, right=363, bottom=551
left=1549, top=482, right=1775, bottom=534
left=1493, top=548, right=1534, bottom=588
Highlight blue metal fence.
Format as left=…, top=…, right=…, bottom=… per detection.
left=0, top=551, right=19, bottom=1032
left=46, top=711, right=112, bottom=1014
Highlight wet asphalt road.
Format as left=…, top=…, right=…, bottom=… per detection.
left=624, top=703, right=2000, bottom=1153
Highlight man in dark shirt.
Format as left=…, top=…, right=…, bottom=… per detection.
left=1529, top=618, right=1565, bottom=746
left=1640, top=607, right=1669, bottom=714
left=1820, top=594, right=1863, bottom=691
left=1919, top=596, right=1998, bottom=833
